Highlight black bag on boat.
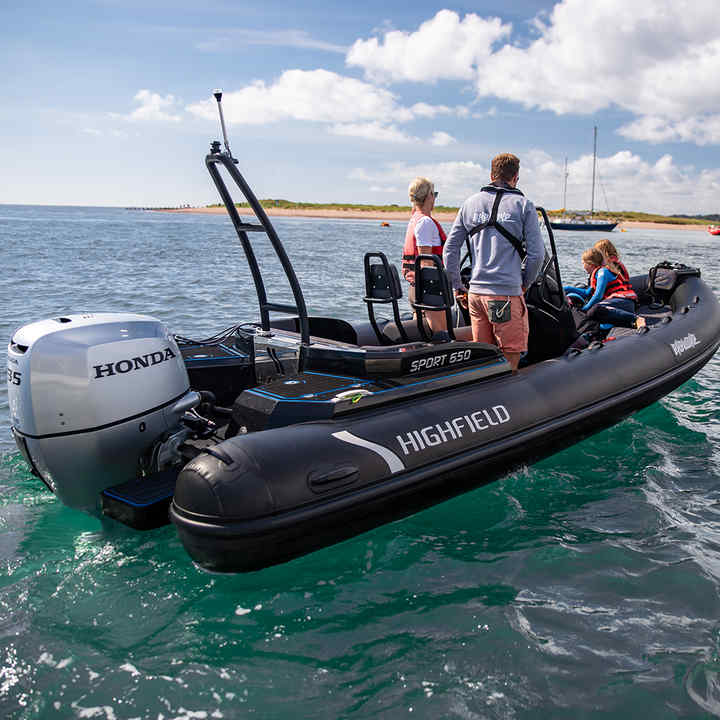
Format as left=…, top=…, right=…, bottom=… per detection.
left=648, top=261, right=700, bottom=303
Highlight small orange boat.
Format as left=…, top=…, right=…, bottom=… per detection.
left=708, top=225, right=720, bottom=236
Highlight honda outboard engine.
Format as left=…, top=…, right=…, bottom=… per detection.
left=8, top=313, right=200, bottom=510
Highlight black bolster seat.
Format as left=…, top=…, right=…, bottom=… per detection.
left=409, top=254, right=455, bottom=342
left=363, top=252, right=410, bottom=344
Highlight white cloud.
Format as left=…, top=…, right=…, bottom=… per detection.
left=409, top=103, right=470, bottom=120
left=122, top=90, right=182, bottom=123
left=349, top=151, right=720, bottom=214
left=330, top=122, right=415, bottom=144
left=346, top=9, right=511, bottom=83
left=369, top=185, right=401, bottom=193
left=347, top=2, right=720, bottom=146
left=409, top=102, right=451, bottom=118
left=429, top=131, right=456, bottom=147
left=476, top=1, right=720, bottom=119
left=347, top=168, right=376, bottom=182
left=619, top=114, right=720, bottom=146
left=350, top=160, right=489, bottom=206
left=187, top=70, right=403, bottom=125
left=472, top=107, right=497, bottom=120
left=186, top=70, right=459, bottom=144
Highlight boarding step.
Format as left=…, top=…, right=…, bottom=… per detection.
left=101, top=469, right=178, bottom=530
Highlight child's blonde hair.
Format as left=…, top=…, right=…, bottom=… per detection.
left=593, top=238, right=618, bottom=259
left=593, top=239, right=623, bottom=275
left=582, top=248, right=604, bottom=268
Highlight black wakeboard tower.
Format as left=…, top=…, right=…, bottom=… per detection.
left=205, top=90, right=311, bottom=354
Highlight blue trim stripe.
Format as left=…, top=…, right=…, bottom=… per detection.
left=303, top=370, right=362, bottom=381
left=184, top=354, right=247, bottom=362
left=244, top=360, right=507, bottom=403
left=102, top=489, right=174, bottom=507
left=369, top=359, right=507, bottom=396
left=248, top=378, right=372, bottom=401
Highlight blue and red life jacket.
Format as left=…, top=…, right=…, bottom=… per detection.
left=589, top=264, right=637, bottom=302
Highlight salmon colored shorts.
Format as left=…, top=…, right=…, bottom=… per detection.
left=468, top=293, right=529, bottom=353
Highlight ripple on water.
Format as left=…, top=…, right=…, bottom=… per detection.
left=1, top=209, right=720, bottom=717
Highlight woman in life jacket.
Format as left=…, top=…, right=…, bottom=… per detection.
left=402, top=177, right=448, bottom=335
left=565, top=248, right=646, bottom=329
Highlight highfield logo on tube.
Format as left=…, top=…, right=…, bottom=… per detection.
left=395, top=405, right=510, bottom=456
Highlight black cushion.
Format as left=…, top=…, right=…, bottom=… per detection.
left=367, top=262, right=402, bottom=301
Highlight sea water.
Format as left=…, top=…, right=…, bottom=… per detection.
left=1, top=205, right=719, bottom=719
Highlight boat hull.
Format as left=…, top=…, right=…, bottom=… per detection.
left=170, top=276, right=720, bottom=572
left=550, top=221, right=618, bottom=231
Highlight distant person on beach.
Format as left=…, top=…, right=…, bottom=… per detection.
left=565, top=247, right=645, bottom=329
left=401, top=176, right=448, bottom=336
left=443, top=153, right=544, bottom=371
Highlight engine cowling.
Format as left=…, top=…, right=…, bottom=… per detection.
left=8, top=312, right=198, bottom=510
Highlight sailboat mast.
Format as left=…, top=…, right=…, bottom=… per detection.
left=562, top=157, right=568, bottom=211
left=591, top=125, right=597, bottom=217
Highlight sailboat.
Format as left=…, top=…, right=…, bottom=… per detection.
left=551, top=127, right=618, bottom=232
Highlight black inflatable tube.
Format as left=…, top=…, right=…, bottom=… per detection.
left=170, top=276, right=720, bottom=572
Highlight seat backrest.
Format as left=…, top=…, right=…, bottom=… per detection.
left=415, top=265, right=452, bottom=308
left=411, top=254, right=455, bottom=341
left=363, top=252, right=409, bottom=344
left=366, top=261, right=402, bottom=301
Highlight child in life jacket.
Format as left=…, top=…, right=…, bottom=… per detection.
left=593, top=238, right=632, bottom=285
left=565, top=248, right=646, bottom=329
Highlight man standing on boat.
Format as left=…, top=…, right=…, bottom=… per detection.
left=443, top=153, right=544, bottom=370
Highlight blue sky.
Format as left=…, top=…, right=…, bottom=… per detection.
left=2, top=0, right=718, bottom=213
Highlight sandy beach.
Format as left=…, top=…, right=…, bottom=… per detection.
left=616, top=220, right=706, bottom=231
left=158, top=206, right=707, bottom=231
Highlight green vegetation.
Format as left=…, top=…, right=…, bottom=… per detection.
left=205, top=200, right=713, bottom=225
left=207, top=199, right=460, bottom=214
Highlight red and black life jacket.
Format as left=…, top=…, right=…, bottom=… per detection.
left=590, top=265, right=637, bottom=302
left=401, top=210, right=446, bottom=283
left=609, top=256, right=631, bottom=283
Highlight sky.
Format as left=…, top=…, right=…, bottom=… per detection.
left=2, top=0, right=719, bottom=214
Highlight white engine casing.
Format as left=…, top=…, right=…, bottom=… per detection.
left=8, top=313, right=198, bottom=510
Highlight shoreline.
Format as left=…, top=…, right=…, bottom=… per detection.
left=157, top=206, right=708, bottom=231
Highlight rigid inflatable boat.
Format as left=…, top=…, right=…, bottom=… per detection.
left=8, top=93, right=720, bottom=572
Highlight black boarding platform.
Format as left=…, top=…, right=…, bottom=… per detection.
left=233, top=342, right=511, bottom=431
left=101, top=469, right=178, bottom=529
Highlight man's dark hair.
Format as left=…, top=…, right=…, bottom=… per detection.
left=491, top=153, right=520, bottom=183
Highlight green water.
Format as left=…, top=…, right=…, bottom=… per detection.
left=1, top=206, right=719, bottom=718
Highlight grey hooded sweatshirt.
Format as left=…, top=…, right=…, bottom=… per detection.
left=443, top=183, right=544, bottom=296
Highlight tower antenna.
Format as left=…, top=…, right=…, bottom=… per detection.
left=213, top=89, right=233, bottom=159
